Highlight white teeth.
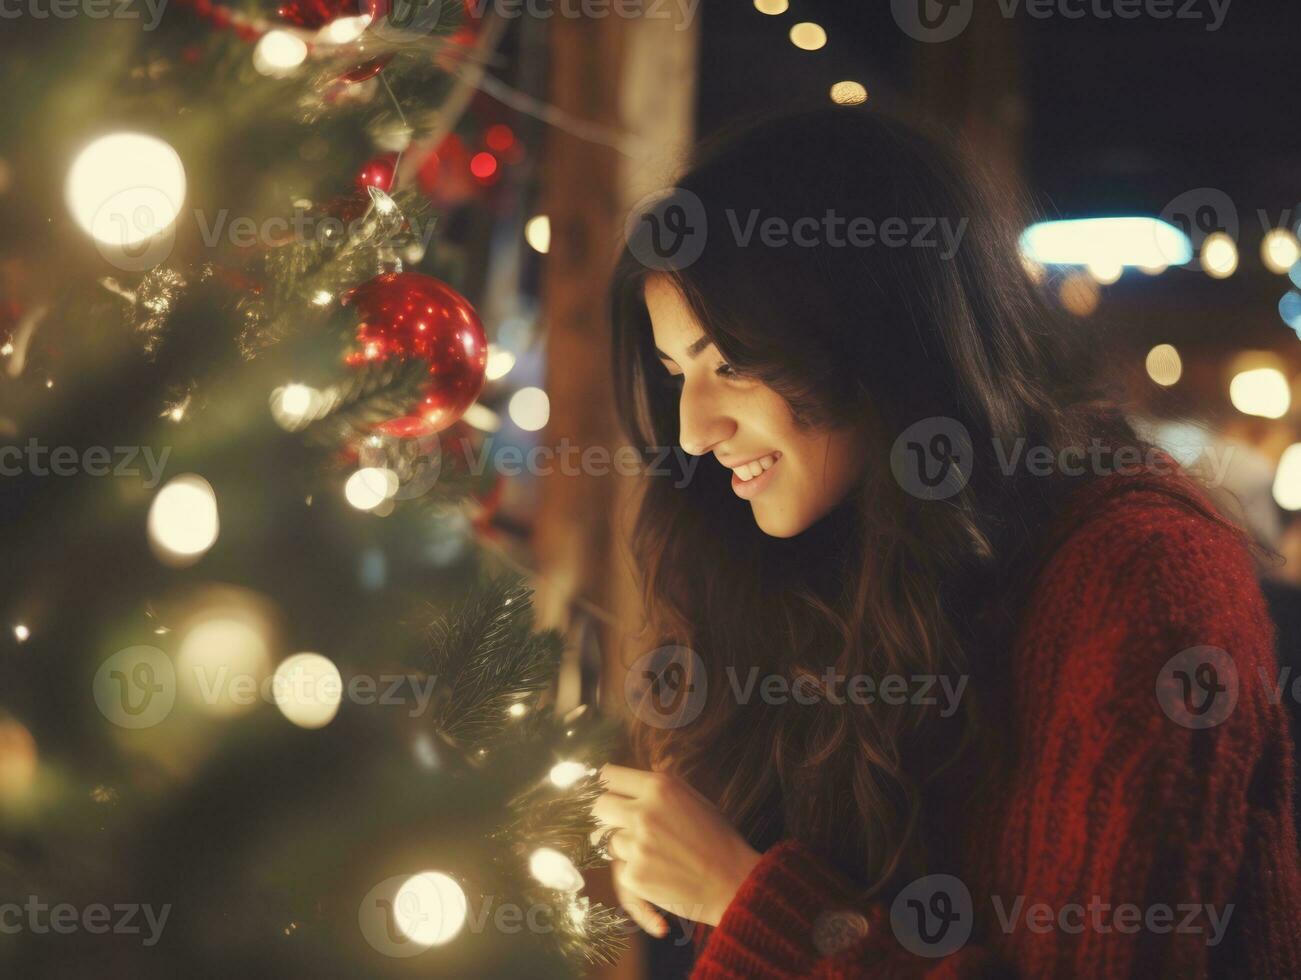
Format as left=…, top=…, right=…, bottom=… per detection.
left=732, top=453, right=778, bottom=481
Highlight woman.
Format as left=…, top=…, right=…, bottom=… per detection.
left=592, top=105, right=1301, bottom=977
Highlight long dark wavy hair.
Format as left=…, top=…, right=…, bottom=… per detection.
left=609, top=105, right=1178, bottom=898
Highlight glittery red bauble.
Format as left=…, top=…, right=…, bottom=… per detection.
left=354, top=153, right=397, bottom=195
left=342, top=272, right=488, bottom=432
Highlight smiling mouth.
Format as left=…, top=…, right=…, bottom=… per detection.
left=729, top=452, right=780, bottom=500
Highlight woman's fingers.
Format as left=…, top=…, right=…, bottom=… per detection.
left=599, top=763, right=660, bottom=798
left=591, top=790, right=637, bottom=830
left=610, top=860, right=668, bottom=938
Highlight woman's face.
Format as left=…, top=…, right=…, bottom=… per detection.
left=645, top=276, right=865, bottom=539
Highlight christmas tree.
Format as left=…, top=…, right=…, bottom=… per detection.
left=0, top=1, right=627, bottom=975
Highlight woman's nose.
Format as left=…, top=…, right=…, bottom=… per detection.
left=678, top=379, right=735, bottom=457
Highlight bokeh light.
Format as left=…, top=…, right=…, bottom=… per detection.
left=148, top=474, right=219, bottom=566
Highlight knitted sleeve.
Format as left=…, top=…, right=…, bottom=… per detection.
left=690, top=492, right=1301, bottom=978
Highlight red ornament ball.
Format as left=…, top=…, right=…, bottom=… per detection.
left=343, top=272, right=488, bottom=432
left=354, top=153, right=397, bottom=195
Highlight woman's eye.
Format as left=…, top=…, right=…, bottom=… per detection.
left=715, top=362, right=742, bottom=380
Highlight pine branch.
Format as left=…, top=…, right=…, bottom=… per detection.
left=423, top=578, right=564, bottom=749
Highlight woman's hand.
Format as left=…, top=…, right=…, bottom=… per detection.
left=592, top=763, right=762, bottom=937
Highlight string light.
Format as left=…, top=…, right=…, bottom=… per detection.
left=176, top=609, right=272, bottom=718
left=524, top=215, right=551, bottom=254
left=345, top=468, right=398, bottom=511
left=529, top=847, right=584, bottom=892
left=549, top=761, right=590, bottom=788
left=271, top=383, right=322, bottom=430
left=13, top=624, right=29, bottom=643
left=830, top=81, right=868, bottom=106
left=393, top=872, right=468, bottom=946
left=148, top=474, right=219, bottom=566
left=1262, top=229, right=1301, bottom=275
left=253, top=30, right=308, bottom=78
left=65, top=133, right=186, bottom=248
left=318, top=14, right=370, bottom=44
left=1200, top=232, right=1238, bottom=279
left=273, top=652, right=343, bottom=729
left=485, top=345, right=516, bottom=381
left=1086, top=257, right=1123, bottom=285
left=1228, top=367, right=1289, bottom=419
left=508, top=387, right=550, bottom=431
left=1058, top=272, right=1100, bottom=317
left=753, top=0, right=787, bottom=13
left=789, top=22, right=827, bottom=50
left=1273, top=443, right=1301, bottom=510
left=1144, top=344, right=1182, bottom=387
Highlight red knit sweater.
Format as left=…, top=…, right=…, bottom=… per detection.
left=691, top=470, right=1301, bottom=979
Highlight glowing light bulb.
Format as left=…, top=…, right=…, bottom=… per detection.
left=1200, top=232, right=1238, bottom=279
left=345, top=468, right=397, bottom=510
left=525, top=214, right=551, bottom=254
left=13, top=624, right=29, bottom=643
left=1262, top=229, right=1301, bottom=275
left=318, top=13, right=371, bottom=44
left=65, top=133, right=186, bottom=248
left=1229, top=367, right=1289, bottom=419
left=508, top=387, right=550, bottom=431
left=1273, top=443, right=1301, bottom=510
left=549, top=761, right=590, bottom=788
left=485, top=345, right=516, bottom=381
left=1086, top=257, right=1123, bottom=285
left=393, top=872, right=467, bottom=946
left=148, top=474, right=219, bottom=565
left=253, top=30, right=308, bottom=77
left=1144, top=344, right=1182, bottom=387
left=830, top=81, right=868, bottom=106
left=789, top=22, right=827, bottom=50
left=753, top=0, right=787, bottom=12
left=529, top=847, right=584, bottom=892
left=273, top=653, right=343, bottom=729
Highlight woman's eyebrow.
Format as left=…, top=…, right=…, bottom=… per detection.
left=654, top=335, right=714, bottom=361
